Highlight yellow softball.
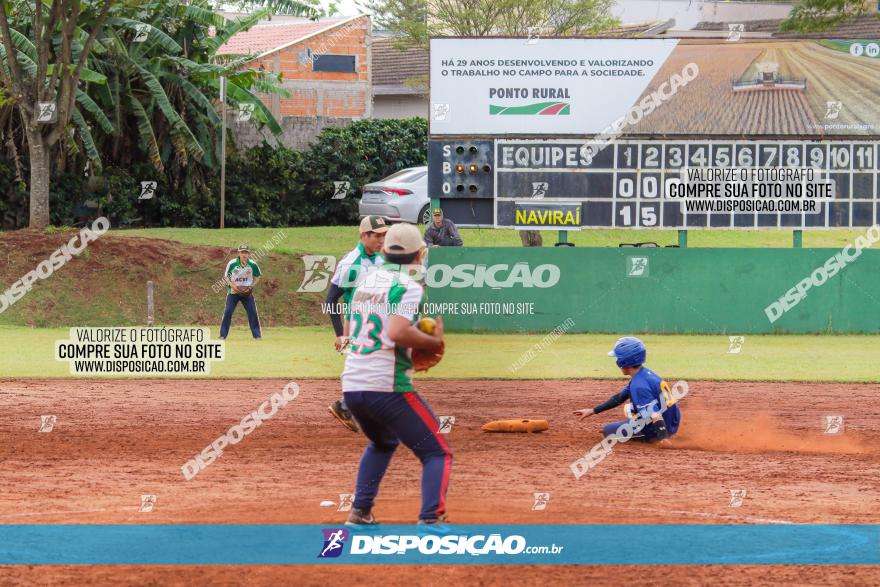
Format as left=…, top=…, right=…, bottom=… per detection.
left=417, top=317, right=437, bottom=334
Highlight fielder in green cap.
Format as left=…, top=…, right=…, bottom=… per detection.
left=219, top=244, right=262, bottom=340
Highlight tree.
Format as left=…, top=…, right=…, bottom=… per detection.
left=781, top=0, right=875, bottom=32
left=83, top=2, right=297, bottom=200
left=0, top=0, right=114, bottom=229
left=0, top=0, right=315, bottom=229
left=360, top=0, right=618, bottom=49
left=232, top=0, right=327, bottom=16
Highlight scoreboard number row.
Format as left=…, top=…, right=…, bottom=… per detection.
left=614, top=142, right=877, bottom=171
left=617, top=143, right=878, bottom=171
left=429, top=139, right=880, bottom=228
left=617, top=203, right=658, bottom=227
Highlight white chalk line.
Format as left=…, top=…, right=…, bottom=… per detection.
left=0, top=507, right=148, bottom=519
left=0, top=505, right=795, bottom=525
left=584, top=502, right=795, bottom=525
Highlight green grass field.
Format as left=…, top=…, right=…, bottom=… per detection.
left=10, top=225, right=867, bottom=329
left=114, top=226, right=870, bottom=258
left=3, top=325, right=876, bottom=382
left=4, top=226, right=876, bottom=382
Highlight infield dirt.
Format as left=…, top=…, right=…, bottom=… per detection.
left=2, top=378, right=878, bottom=585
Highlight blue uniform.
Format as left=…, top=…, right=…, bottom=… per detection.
left=595, top=367, right=681, bottom=441
left=344, top=391, right=451, bottom=520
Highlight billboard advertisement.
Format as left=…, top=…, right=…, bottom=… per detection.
left=430, top=38, right=880, bottom=137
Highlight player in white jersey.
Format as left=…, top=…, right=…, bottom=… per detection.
left=327, top=215, right=388, bottom=432
left=340, top=223, right=451, bottom=528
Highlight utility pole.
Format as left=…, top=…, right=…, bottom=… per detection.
left=219, top=76, right=227, bottom=229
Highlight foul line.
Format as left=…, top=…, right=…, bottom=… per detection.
left=0, top=507, right=139, bottom=519
left=588, top=503, right=794, bottom=525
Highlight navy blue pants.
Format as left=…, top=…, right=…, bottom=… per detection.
left=602, top=420, right=650, bottom=442
left=220, top=293, right=261, bottom=338
left=343, top=391, right=453, bottom=521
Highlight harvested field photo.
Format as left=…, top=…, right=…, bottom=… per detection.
left=627, top=40, right=880, bottom=136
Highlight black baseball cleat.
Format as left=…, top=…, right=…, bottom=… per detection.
left=329, top=400, right=359, bottom=432
left=417, top=514, right=452, bottom=535
left=345, top=507, right=378, bottom=527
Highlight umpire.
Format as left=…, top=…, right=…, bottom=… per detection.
left=219, top=244, right=262, bottom=340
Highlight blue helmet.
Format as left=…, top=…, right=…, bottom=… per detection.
left=608, top=337, right=646, bottom=368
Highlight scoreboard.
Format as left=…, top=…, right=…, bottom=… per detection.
left=428, top=37, right=880, bottom=230
left=429, top=138, right=880, bottom=229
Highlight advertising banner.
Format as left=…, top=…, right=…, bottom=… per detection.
left=430, top=38, right=880, bottom=137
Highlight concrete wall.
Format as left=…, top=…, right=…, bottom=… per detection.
left=229, top=114, right=353, bottom=151
left=372, top=95, right=428, bottom=119
left=426, top=246, right=880, bottom=334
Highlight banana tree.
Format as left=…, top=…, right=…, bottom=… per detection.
left=0, top=0, right=315, bottom=228
left=0, top=0, right=114, bottom=228
left=86, top=1, right=299, bottom=199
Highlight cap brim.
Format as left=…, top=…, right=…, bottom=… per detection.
left=372, top=225, right=389, bottom=233
left=607, top=350, right=616, bottom=357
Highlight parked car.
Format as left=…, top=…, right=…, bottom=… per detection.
left=358, top=166, right=430, bottom=224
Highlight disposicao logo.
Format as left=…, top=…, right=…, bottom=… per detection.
left=318, top=528, right=349, bottom=558
left=320, top=531, right=565, bottom=558
left=341, top=263, right=561, bottom=289
left=350, top=534, right=528, bottom=555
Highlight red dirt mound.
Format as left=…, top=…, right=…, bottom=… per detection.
left=0, top=230, right=320, bottom=327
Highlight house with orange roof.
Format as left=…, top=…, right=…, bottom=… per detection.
left=218, top=15, right=372, bottom=120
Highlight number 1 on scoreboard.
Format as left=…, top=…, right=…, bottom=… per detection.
left=619, top=204, right=632, bottom=226
left=618, top=144, right=638, bottom=168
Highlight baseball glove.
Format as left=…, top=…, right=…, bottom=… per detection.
left=236, top=286, right=254, bottom=297
left=412, top=341, right=444, bottom=372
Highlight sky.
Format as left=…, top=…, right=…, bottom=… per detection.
left=323, top=0, right=364, bottom=17
left=222, top=1, right=367, bottom=19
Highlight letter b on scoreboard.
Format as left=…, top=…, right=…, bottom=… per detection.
left=428, top=140, right=496, bottom=225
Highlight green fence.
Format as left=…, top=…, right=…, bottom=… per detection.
left=425, top=247, right=880, bottom=334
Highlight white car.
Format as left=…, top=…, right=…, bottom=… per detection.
left=358, top=166, right=430, bottom=224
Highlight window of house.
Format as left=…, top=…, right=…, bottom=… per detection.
left=313, top=55, right=357, bottom=73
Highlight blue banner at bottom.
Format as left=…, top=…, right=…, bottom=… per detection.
left=0, top=524, right=878, bottom=565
